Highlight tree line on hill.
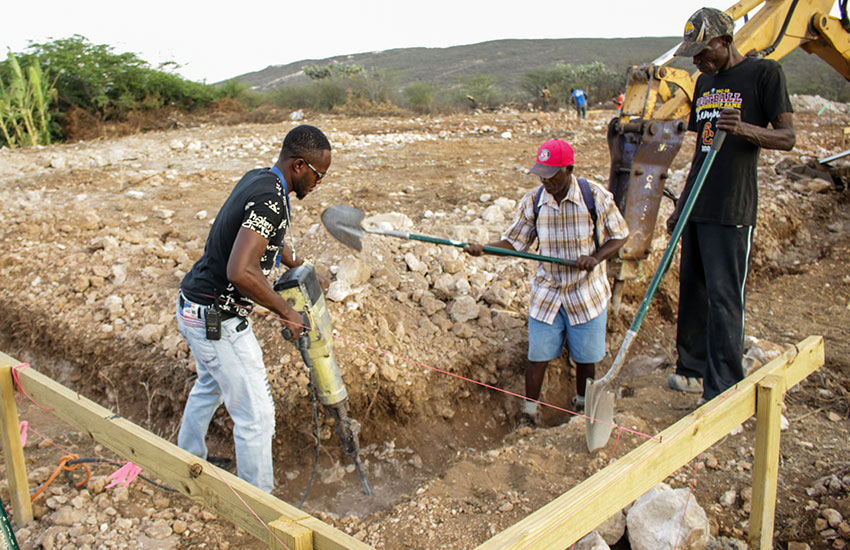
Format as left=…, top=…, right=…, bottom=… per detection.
left=2, top=35, right=848, bottom=149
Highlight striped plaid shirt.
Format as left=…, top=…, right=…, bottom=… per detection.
left=503, top=176, right=629, bottom=326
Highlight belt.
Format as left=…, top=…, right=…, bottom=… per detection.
left=179, top=291, right=239, bottom=320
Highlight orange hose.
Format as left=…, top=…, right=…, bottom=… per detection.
left=30, top=454, right=92, bottom=502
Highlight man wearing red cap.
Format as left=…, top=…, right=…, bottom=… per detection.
left=465, top=139, right=629, bottom=426
left=666, top=7, right=795, bottom=404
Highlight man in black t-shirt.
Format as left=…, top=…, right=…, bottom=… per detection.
left=666, top=8, right=795, bottom=403
left=176, top=125, right=331, bottom=492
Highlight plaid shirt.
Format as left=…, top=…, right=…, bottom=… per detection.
left=503, top=176, right=629, bottom=326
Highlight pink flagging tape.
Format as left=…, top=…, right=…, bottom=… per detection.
left=106, top=462, right=143, bottom=489
left=19, top=421, right=28, bottom=447
left=11, top=363, right=54, bottom=410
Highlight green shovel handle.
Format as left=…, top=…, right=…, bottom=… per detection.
left=402, top=233, right=577, bottom=267
left=628, top=130, right=727, bottom=334
left=368, top=227, right=579, bottom=266
left=596, top=130, right=727, bottom=387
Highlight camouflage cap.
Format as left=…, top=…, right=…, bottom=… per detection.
left=674, top=7, right=735, bottom=57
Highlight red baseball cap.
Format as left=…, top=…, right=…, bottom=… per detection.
left=529, top=139, right=575, bottom=179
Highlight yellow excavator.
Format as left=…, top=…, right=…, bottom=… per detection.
left=608, top=0, right=850, bottom=306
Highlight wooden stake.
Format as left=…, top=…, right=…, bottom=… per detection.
left=749, top=374, right=784, bottom=549
left=0, top=365, right=33, bottom=525
left=269, top=518, right=312, bottom=550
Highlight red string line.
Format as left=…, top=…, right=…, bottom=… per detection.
left=675, top=453, right=704, bottom=550
left=243, top=303, right=661, bottom=442
left=609, top=427, right=624, bottom=464
left=26, top=423, right=75, bottom=456
left=204, top=459, right=292, bottom=550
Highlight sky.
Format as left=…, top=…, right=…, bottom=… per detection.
left=2, top=1, right=843, bottom=83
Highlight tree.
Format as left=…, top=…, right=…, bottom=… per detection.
left=522, top=61, right=621, bottom=106
left=303, top=64, right=333, bottom=80
left=455, top=75, right=504, bottom=109
left=6, top=35, right=219, bottom=120
left=336, top=64, right=365, bottom=78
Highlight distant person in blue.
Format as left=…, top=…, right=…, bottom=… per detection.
left=571, top=88, right=587, bottom=119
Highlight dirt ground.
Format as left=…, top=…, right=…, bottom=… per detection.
left=0, top=104, right=849, bottom=550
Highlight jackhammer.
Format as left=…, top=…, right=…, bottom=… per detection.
left=274, top=264, right=373, bottom=497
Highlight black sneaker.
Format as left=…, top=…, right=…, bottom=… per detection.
left=517, top=413, right=537, bottom=429
left=571, top=394, right=585, bottom=411
left=207, top=456, right=234, bottom=470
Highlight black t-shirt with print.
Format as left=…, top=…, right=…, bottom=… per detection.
left=683, top=57, right=792, bottom=226
left=181, top=168, right=288, bottom=316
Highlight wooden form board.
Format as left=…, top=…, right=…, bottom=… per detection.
left=475, top=336, right=824, bottom=550
left=1, top=337, right=824, bottom=550
left=0, top=352, right=372, bottom=550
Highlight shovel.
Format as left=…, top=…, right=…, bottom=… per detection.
left=321, top=204, right=577, bottom=267
left=585, top=130, right=727, bottom=451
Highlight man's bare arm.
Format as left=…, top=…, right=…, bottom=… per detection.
left=717, top=109, right=795, bottom=151
left=226, top=227, right=304, bottom=338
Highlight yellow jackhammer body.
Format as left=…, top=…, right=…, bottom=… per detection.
left=274, top=264, right=373, bottom=496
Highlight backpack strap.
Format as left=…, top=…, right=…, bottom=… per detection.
left=532, top=184, right=545, bottom=220
left=532, top=185, right=545, bottom=250
left=577, top=177, right=600, bottom=252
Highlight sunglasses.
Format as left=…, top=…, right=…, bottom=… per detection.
left=303, top=159, right=327, bottom=180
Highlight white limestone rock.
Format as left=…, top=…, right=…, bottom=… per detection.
left=627, top=483, right=709, bottom=550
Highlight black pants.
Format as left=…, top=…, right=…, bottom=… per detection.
left=675, top=222, right=753, bottom=399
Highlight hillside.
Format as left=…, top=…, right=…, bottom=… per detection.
left=234, top=36, right=850, bottom=100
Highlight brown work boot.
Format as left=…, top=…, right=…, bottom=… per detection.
left=667, top=373, right=703, bottom=393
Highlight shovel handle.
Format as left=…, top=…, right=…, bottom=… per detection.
left=369, top=228, right=577, bottom=266
left=480, top=245, right=577, bottom=267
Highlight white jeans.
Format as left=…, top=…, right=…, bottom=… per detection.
left=175, top=294, right=275, bottom=492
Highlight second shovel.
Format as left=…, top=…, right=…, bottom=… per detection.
left=321, top=204, right=577, bottom=267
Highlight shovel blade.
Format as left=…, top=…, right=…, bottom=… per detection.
left=321, top=205, right=367, bottom=251
left=584, top=379, right=615, bottom=451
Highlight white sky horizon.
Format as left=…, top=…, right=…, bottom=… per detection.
left=3, top=1, right=844, bottom=83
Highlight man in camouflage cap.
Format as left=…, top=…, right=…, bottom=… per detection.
left=666, top=7, right=796, bottom=404
left=674, top=6, right=736, bottom=57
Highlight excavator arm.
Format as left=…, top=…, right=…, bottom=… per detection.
left=609, top=0, right=850, bottom=309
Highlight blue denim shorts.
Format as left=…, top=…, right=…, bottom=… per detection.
left=528, top=305, right=608, bottom=363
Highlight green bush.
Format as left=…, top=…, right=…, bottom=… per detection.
left=2, top=35, right=225, bottom=123
left=404, top=82, right=434, bottom=113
